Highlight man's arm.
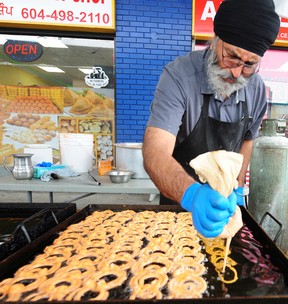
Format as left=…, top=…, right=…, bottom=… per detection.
left=238, top=139, right=254, bottom=186
left=143, top=126, right=238, bottom=238
left=142, top=126, right=195, bottom=203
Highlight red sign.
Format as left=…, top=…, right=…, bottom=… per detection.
left=277, top=19, right=288, bottom=46
left=3, top=40, right=43, bottom=62
left=192, top=0, right=288, bottom=47
left=192, top=0, right=221, bottom=39
left=0, top=0, right=115, bottom=33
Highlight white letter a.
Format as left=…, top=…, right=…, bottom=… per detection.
left=201, top=1, right=217, bottom=20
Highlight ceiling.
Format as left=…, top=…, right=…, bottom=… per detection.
left=0, top=35, right=115, bottom=87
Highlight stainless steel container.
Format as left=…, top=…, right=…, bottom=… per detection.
left=3, top=153, right=34, bottom=180
left=115, top=143, right=149, bottom=179
left=249, top=119, right=288, bottom=252
left=108, top=170, right=134, bottom=183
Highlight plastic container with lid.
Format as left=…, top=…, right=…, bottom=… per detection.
left=24, top=144, right=53, bottom=166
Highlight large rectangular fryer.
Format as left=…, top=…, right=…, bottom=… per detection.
left=0, top=204, right=287, bottom=304
left=0, top=203, right=77, bottom=262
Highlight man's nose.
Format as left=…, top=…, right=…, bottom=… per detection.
left=230, top=65, right=244, bottom=79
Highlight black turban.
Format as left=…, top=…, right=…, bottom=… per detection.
left=214, top=0, right=280, bottom=56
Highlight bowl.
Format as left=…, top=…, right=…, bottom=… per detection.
left=108, top=170, right=134, bottom=183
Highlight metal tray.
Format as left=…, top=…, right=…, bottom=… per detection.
left=0, top=203, right=77, bottom=262
left=0, top=204, right=287, bottom=303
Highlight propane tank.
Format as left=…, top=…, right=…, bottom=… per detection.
left=249, top=119, right=288, bottom=253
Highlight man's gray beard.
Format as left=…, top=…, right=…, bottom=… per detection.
left=207, top=48, right=249, bottom=98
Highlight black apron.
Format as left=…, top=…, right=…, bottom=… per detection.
left=160, top=94, right=251, bottom=205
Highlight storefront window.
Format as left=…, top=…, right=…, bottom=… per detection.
left=258, top=49, right=288, bottom=122
left=0, top=34, right=115, bottom=166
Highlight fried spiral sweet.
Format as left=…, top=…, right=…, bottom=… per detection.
left=0, top=275, right=47, bottom=302
left=168, top=271, right=207, bottom=299
left=131, top=254, right=174, bottom=275
left=0, top=209, right=208, bottom=301
left=87, top=266, right=127, bottom=290
left=65, top=286, right=109, bottom=301
left=172, top=262, right=207, bottom=276
left=66, top=252, right=103, bottom=267
left=97, top=252, right=136, bottom=271
left=15, top=259, right=63, bottom=277
left=39, top=275, right=82, bottom=301
left=129, top=269, right=168, bottom=300
left=53, top=264, right=95, bottom=278
left=129, top=284, right=163, bottom=300
left=201, top=237, right=238, bottom=284
left=130, top=269, right=168, bottom=290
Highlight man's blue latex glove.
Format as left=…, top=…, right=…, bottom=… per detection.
left=180, top=183, right=236, bottom=238
left=233, top=186, right=244, bottom=206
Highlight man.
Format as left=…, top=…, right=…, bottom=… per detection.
left=142, top=0, right=280, bottom=238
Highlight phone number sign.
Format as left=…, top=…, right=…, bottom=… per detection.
left=193, top=0, right=288, bottom=47
left=0, top=0, right=115, bottom=33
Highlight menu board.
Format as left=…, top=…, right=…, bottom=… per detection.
left=0, top=0, right=115, bottom=33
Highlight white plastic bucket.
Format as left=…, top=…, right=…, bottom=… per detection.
left=59, top=133, right=94, bottom=173
left=24, top=144, right=53, bottom=166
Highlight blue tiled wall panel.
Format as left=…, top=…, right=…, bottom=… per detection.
left=115, top=0, right=192, bottom=142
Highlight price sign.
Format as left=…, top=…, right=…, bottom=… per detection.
left=0, top=0, right=115, bottom=33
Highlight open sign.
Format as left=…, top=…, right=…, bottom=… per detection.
left=3, top=40, right=43, bottom=62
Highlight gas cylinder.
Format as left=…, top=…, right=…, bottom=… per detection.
left=249, top=119, right=288, bottom=253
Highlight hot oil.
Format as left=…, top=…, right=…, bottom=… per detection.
left=206, top=225, right=288, bottom=297
left=5, top=209, right=288, bottom=301
left=200, top=239, right=229, bottom=298
left=78, top=213, right=288, bottom=299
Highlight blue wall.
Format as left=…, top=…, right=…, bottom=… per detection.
left=115, top=0, right=192, bottom=143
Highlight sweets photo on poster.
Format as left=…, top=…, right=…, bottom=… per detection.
left=63, top=87, right=114, bottom=118
left=0, top=85, right=115, bottom=166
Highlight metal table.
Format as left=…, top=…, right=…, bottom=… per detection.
left=0, top=169, right=159, bottom=203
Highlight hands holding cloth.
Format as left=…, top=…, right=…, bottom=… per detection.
left=181, top=150, right=244, bottom=238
